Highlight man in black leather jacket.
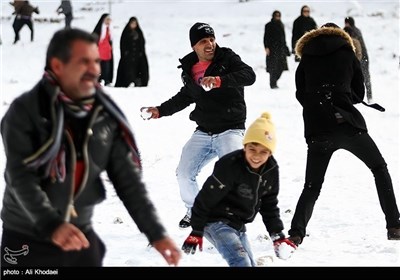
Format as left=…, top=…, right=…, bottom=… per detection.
left=0, top=28, right=181, bottom=267
left=142, top=23, right=256, bottom=229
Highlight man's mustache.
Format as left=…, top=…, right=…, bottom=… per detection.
left=82, top=73, right=99, bottom=80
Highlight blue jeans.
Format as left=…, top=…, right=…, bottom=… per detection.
left=176, top=129, right=244, bottom=209
left=204, top=222, right=255, bottom=267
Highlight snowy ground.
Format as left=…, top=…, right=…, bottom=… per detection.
left=0, top=0, right=399, bottom=268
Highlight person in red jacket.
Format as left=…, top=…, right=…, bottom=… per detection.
left=92, top=13, right=114, bottom=86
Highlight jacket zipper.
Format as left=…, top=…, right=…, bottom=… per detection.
left=245, top=163, right=276, bottom=220
left=63, top=105, right=103, bottom=222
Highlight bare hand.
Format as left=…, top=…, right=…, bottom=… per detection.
left=201, top=76, right=217, bottom=89
left=51, top=223, right=90, bottom=251
left=140, top=107, right=159, bottom=119
left=152, top=237, right=181, bottom=266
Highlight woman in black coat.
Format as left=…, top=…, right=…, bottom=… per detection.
left=263, top=10, right=290, bottom=89
left=291, top=5, right=318, bottom=62
left=115, top=17, right=149, bottom=87
left=288, top=23, right=400, bottom=246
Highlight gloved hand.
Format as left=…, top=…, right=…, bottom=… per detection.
left=271, top=232, right=297, bottom=260
left=181, top=231, right=203, bottom=255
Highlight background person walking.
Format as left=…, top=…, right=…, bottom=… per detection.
left=93, top=13, right=114, bottom=86
left=344, top=16, right=372, bottom=103
left=56, top=0, right=73, bottom=29
left=291, top=5, right=317, bottom=62
left=10, top=0, right=39, bottom=44
left=115, top=17, right=149, bottom=87
left=263, top=10, right=290, bottom=89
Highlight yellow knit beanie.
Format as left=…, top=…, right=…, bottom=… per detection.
left=243, top=112, right=277, bottom=153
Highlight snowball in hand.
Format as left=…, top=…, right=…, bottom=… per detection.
left=140, top=108, right=152, bottom=120
left=202, top=83, right=213, bottom=91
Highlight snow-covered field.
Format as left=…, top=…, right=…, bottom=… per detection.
left=0, top=0, right=399, bottom=267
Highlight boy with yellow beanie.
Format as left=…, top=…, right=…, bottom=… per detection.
left=182, top=112, right=296, bottom=266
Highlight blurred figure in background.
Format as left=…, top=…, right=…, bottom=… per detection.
left=263, top=10, right=290, bottom=89
left=344, top=16, right=372, bottom=103
left=291, top=5, right=317, bottom=62
left=10, top=0, right=39, bottom=44
left=115, top=17, right=149, bottom=87
left=343, top=26, right=362, bottom=61
left=93, top=13, right=114, bottom=86
left=56, top=0, right=73, bottom=29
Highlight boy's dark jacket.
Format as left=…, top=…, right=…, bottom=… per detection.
left=190, top=149, right=284, bottom=236
left=1, top=74, right=166, bottom=243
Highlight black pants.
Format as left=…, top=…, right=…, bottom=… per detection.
left=13, top=17, right=34, bottom=43
left=269, top=70, right=283, bottom=88
left=266, top=58, right=283, bottom=88
left=1, top=228, right=106, bottom=267
left=65, top=14, right=73, bottom=29
left=289, top=123, right=400, bottom=238
left=99, top=60, right=113, bottom=85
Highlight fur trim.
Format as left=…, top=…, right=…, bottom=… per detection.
left=295, top=27, right=355, bottom=58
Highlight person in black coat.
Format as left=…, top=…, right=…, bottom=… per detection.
left=182, top=112, right=296, bottom=266
left=115, top=17, right=149, bottom=87
left=56, top=0, right=73, bottom=29
left=263, top=10, right=290, bottom=89
left=0, top=28, right=181, bottom=267
left=10, top=0, right=39, bottom=44
left=291, top=5, right=317, bottom=62
left=288, top=23, right=400, bottom=246
left=345, top=16, right=372, bottom=103
left=141, top=22, right=256, bottom=229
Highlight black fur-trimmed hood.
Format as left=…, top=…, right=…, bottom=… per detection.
left=295, top=27, right=355, bottom=58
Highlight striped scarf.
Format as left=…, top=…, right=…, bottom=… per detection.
left=58, top=93, right=95, bottom=118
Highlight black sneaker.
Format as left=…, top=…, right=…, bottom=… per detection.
left=387, top=228, right=400, bottom=240
left=288, top=235, right=302, bottom=246
left=179, top=214, right=191, bottom=229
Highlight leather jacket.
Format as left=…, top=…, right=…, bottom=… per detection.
left=1, top=74, right=166, bottom=243
left=191, top=150, right=284, bottom=235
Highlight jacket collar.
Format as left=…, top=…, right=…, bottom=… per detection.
left=295, top=27, right=355, bottom=58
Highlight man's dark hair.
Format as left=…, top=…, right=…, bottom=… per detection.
left=45, top=28, right=98, bottom=71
